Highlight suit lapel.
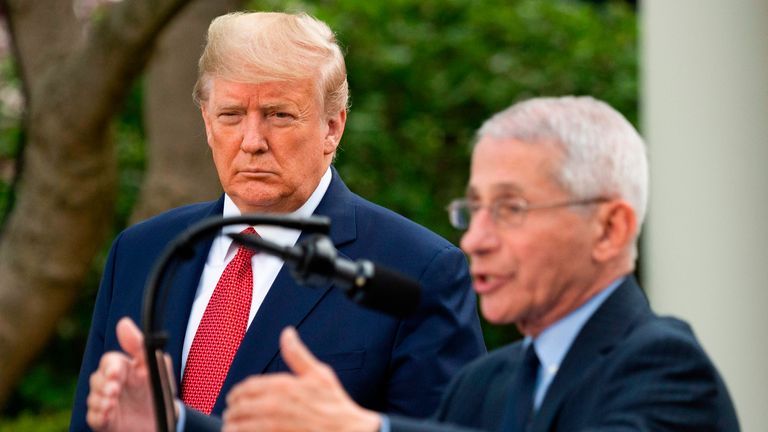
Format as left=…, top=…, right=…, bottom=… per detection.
left=312, top=166, right=357, bottom=248
left=213, top=167, right=358, bottom=413
left=532, top=277, right=652, bottom=431
left=161, top=197, right=225, bottom=382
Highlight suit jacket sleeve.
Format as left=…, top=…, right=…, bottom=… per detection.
left=388, top=416, right=486, bottom=432
left=571, top=320, right=740, bottom=432
left=384, top=245, right=486, bottom=417
left=183, top=406, right=222, bottom=432
left=387, top=353, right=500, bottom=432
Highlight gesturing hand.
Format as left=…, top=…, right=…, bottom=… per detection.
left=223, top=326, right=382, bottom=432
left=86, top=317, right=159, bottom=432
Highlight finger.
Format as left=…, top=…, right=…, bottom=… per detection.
left=226, top=373, right=294, bottom=405
left=86, top=403, right=111, bottom=431
left=92, top=352, right=130, bottom=395
left=116, top=317, right=145, bottom=362
left=222, top=417, right=269, bottom=432
left=279, top=326, right=321, bottom=376
left=86, top=385, right=115, bottom=421
left=87, top=367, right=121, bottom=430
left=224, top=394, right=286, bottom=424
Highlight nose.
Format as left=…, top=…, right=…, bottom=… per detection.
left=240, top=113, right=269, bottom=153
left=460, top=209, right=499, bottom=256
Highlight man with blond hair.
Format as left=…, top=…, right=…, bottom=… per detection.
left=70, top=11, right=484, bottom=431
left=220, top=96, right=740, bottom=432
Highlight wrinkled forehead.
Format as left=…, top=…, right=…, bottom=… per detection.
left=199, top=71, right=323, bottom=108
left=467, top=137, right=566, bottom=199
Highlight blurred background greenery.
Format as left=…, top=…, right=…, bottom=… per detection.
left=0, top=0, right=636, bottom=429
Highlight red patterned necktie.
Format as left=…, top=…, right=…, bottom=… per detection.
left=181, top=227, right=257, bottom=414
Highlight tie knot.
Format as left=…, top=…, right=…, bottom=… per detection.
left=236, top=227, right=258, bottom=259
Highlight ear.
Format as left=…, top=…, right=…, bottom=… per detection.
left=323, top=109, right=347, bottom=155
left=592, top=200, right=637, bottom=263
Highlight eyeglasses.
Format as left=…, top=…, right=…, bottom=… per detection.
left=446, top=196, right=609, bottom=230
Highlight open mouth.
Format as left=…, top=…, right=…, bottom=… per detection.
left=472, top=271, right=513, bottom=294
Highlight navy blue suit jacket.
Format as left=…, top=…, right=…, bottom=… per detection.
left=390, top=277, right=739, bottom=432
left=70, top=169, right=485, bottom=431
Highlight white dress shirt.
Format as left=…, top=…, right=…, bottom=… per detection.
left=180, top=167, right=332, bottom=376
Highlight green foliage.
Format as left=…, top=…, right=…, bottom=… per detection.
left=254, top=0, right=638, bottom=241
left=0, top=409, right=70, bottom=432
left=252, top=0, right=638, bottom=345
left=113, top=79, right=147, bottom=230
left=2, top=0, right=637, bottom=426
left=0, top=51, right=146, bottom=425
left=0, top=53, right=22, bottom=225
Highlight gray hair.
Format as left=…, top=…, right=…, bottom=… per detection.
left=478, top=96, right=648, bottom=238
left=193, top=11, right=349, bottom=117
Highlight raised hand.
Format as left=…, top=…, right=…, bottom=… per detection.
left=223, top=326, right=381, bottom=432
left=86, top=317, right=158, bottom=432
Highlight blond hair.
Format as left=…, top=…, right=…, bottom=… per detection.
left=193, top=12, right=349, bottom=116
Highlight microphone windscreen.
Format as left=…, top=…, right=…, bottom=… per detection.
left=354, top=265, right=421, bottom=317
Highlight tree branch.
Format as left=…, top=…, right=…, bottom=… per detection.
left=0, top=0, right=194, bottom=408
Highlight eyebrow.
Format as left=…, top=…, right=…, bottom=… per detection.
left=261, top=102, right=299, bottom=112
left=212, top=101, right=298, bottom=113
left=214, top=103, right=246, bottom=112
left=465, top=183, right=524, bottom=199
left=492, top=183, right=524, bottom=194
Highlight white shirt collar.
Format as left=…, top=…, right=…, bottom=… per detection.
left=211, top=167, right=333, bottom=264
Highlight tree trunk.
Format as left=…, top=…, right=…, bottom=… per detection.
left=0, top=0, right=192, bottom=407
left=131, top=0, right=246, bottom=223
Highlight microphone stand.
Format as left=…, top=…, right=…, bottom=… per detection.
left=141, top=214, right=330, bottom=432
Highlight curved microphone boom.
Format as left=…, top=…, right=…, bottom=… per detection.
left=227, top=233, right=421, bottom=317
left=141, top=214, right=421, bottom=432
left=142, top=214, right=330, bottom=432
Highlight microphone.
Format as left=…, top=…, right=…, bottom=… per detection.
left=141, top=214, right=418, bottom=432
left=228, top=232, right=421, bottom=317
left=142, top=214, right=331, bottom=432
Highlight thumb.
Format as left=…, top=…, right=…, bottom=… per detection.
left=116, top=317, right=146, bottom=362
left=280, top=326, right=322, bottom=376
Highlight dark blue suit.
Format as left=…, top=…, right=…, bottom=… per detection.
left=70, top=169, right=485, bottom=431
left=389, top=277, right=739, bottom=431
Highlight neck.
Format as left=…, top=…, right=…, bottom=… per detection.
left=518, top=266, right=632, bottom=337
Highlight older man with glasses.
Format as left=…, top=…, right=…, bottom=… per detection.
left=221, top=96, right=740, bottom=432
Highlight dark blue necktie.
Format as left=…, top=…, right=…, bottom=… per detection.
left=500, top=343, right=540, bottom=432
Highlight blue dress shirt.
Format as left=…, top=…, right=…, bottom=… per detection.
left=380, top=276, right=625, bottom=432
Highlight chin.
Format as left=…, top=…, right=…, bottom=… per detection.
left=479, top=303, right=515, bottom=325
left=231, top=192, right=283, bottom=212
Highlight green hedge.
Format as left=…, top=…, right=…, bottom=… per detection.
left=0, top=0, right=636, bottom=427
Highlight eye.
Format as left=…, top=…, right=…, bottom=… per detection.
left=267, top=111, right=296, bottom=124
left=466, top=201, right=483, bottom=215
left=217, top=111, right=242, bottom=124
left=495, top=199, right=527, bottom=216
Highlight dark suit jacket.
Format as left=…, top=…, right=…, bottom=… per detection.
left=390, top=277, right=740, bottom=432
left=70, top=169, right=485, bottom=431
